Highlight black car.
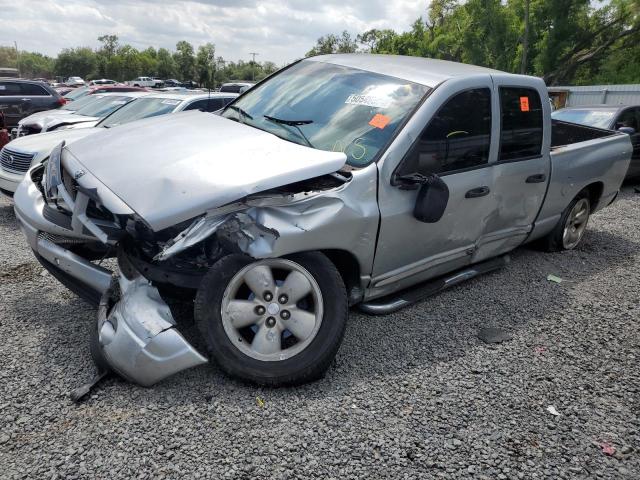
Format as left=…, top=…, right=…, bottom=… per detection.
left=163, top=79, right=183, bottom=88
left=0, top=79, right=65, bottom=130
left=552, top=105, right=640, bottom=179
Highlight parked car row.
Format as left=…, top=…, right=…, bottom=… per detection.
left=1, top=55, right=636, bottom=393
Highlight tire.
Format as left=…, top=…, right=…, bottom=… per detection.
left=542, top=191, right=591, bottom=252
left=194, top=252, right=348, bottom=386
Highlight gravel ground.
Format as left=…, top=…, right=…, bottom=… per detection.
left=0, top=186, right=639, bottom=479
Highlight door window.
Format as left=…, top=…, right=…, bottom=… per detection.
left=398, top=88, right=492, bottom=176
left=19, top=83, right=49, bottom=96
left=499, top=87, right=543, bottom=161
left=0, top=82, right=21, bottom=96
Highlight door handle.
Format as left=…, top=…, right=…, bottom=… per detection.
left=525, top=173, right=546, bottom=183
left=20, top=98, right=32, bottom=102
left=465, top=186, right=490, bottom=198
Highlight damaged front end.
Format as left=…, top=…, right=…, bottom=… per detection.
left=18, top=139, right=379, bottom=389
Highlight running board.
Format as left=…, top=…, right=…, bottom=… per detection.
left=359, top=255, right=510, bottom=315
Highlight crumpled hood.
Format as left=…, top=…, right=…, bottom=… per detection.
left=66, top=111, right=347, bottom=231
left=8, top=127, right=101, bottom=161
left=42, top=114, right=99, bottom=132
left=19, top=109, right=73, bottom=128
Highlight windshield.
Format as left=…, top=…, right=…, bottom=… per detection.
left=98, top=97, right=180, bottom=128
left=61, top=94, right=101, bottom=111
left=75, top=95, right=132, bottom=118
left=221, top=60, right=429, bottom=167
left=552, top=108, right=616, bottom=129
left=65, top=86, right=89, bottom=100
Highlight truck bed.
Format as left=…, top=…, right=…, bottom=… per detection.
left=551, top=119, right=614, bottom=149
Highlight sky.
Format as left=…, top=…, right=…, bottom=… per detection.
left=0, top=0, right=427, bottom=65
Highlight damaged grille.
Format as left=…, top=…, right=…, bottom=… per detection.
left=61, top=165, right=78, bottom=202
left=42, top=205, right=72, bottom=230
left=0, top=147, right=35, bottom=174
left=38, top=232, right=88, bottom=245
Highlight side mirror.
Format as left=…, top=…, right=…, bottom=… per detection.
left=397, top=173, right=449, bottom=223
left=618, top=126, right=636, bottom=135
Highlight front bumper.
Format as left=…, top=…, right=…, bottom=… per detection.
left=13, top=172, right=112, bottom=303
left=0, top=166, right=24, bottom=198
left=96, top=272, right=207, bottom=387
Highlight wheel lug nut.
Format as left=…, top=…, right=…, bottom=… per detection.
left=278, top=294, right=288, bottom=304
left=263, top=291, right=273, bottom=302
left=265, top=316, right=276, bottom=328
left=280, top=310, right=290, bottom=320
left=255, top=305, right=266, bottom=315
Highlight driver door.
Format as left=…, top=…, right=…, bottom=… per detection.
left=371, top=79, right=499, bottom=298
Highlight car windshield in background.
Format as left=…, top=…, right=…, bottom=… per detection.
left=61, top=94, right=101, bottom=111
left=221, top=60, right=429, bottom=167
left=64, top=86, right=89, bottom=100
left=74, top=95, right=132, bottom=117
left=98, top=97, right=180, bottom=128
left=551, top=109, right=617, bottom=129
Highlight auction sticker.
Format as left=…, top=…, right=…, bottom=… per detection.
left=520, top=96, right=530, bottom=112
left=369, top=113, right=391, bottom=129
left=345, top=94, right=391, bottom=109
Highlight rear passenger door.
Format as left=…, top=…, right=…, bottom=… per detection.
left=0, top=81, right=24, bottom=128
left=17, top=82, right=52, bottom=117
left=476, top=79, right=551, bottom=261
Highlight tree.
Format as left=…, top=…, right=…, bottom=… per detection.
left=0, top=46, right=18, bottom=68
left=156, top=48, right=177, bottom=79
left=196, top=42, right=216, bottom=87
left=97, top=35, right=119, bottom=59
left=173, top=40, right=195, bottom=81
left=17, top=52, right=55, bottom=78
left=55, top=47, right=96, bottom=78
left=306, top=31, right=358, bottom=57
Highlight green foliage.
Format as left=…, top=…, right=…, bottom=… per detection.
left=310, top=0, right=640, bottom=85
left=306, top=31, right=358, bottom=56
left=1, top=35, right=279, bottom=86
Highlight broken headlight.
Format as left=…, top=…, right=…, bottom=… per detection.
left=43, top=141, right=65, bottom=202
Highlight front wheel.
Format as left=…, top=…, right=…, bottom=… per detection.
left=543, top=192, right=591, bottom=251
left=194, top=252, right=348, bottom=386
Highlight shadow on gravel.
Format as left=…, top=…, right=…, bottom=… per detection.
left=4, top=197, right=639, bottom=406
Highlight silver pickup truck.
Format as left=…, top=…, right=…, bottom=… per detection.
left=13, top=55, right=632, bottom=388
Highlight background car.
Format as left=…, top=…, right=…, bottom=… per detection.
left=63, top=84, right=148, bottom=102
left=0, top=79, right=66, bottom=130
left=39, top=91, right=149, bottom=132
left=219, top=82, right=255, bottom=93
left=15, top=92, right=127, bottom=137
left=0, top=91, right=238, bottom=197
left=89, top=79, right=118, bottom=86
left=65, top=76, right=85, bottom=87
left=552, top=105, right=640, bottom=178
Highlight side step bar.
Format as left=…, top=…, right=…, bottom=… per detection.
left=359, top=255, right=510, bottom=315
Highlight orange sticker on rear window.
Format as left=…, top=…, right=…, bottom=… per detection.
left=369, top=113, right=391, bottom=129
left=520, top=96, right=530, bottom=112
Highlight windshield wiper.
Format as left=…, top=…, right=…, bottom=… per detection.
left=227, top=105, right=253, bottom=122
left=263, top=115, right=314, bottom=148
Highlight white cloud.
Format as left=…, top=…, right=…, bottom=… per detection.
left=0, top=0, right=428, bottom=65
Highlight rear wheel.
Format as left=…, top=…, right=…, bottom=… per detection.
left=194, top=252, right=348, bottom=386
left=543, top=192, right=591, bottom=251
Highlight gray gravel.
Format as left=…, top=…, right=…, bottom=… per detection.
left=1, top=186, right=639, bottom=479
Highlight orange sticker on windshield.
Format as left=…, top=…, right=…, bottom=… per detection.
left=369, top=113, right=391, bottom=129
left=520, top=96, right=530, bottom=112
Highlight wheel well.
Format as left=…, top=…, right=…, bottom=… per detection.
left=320, top=249, right=363, bottom=304
left=581, top=181, right=604, bottom=211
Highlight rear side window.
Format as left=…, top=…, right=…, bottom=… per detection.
left=499, top=87, right=543, bottom=161
left=400, top=88, right=492, bottom=175
left=0, top=82, right=21, bottom=96
left=20, top=83, right=49, bottom=96
left=184, top=98, right=227, bottom=112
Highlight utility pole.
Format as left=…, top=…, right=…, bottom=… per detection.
left=14, top=41, right=19, bottom=74
left=520, top=0, right=530, bottom=75
left=249, top=52, right=259, bottom=81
